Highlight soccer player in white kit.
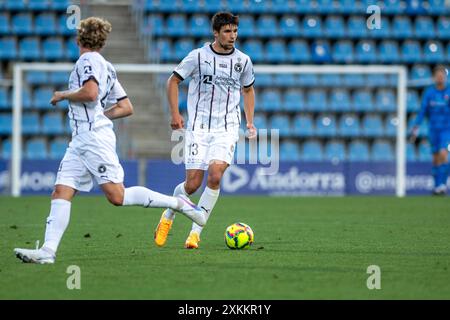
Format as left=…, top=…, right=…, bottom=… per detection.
left=14, top=17, right=205, bottom=264
left=154, top=12, right=256, bottom=249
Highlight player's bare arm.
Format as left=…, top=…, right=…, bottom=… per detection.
left=50, top=79, right=99, bottom=105
left=167, top=74, right=185, bottom=130
left=104, top=98, right=134, bottom=120
left=242, top=85, right=256, bottom=139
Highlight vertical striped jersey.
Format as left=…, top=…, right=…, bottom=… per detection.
left=68, top=51, right=127, bottom=135
left=173, top=43, right=255, bottom=133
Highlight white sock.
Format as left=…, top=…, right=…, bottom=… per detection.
left=191, top=186, right=220, bottom=235
left=164, top=182, right=189, bottom=220
left=123, top=186, right=179, bottom=209
left=43, top=199, right=71, bottom=254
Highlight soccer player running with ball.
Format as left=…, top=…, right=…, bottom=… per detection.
left=14, top=17, right=205, bottom=264
left=410, top=65, right=450, bottom=195
left=154, top=12, right=256, bottom=249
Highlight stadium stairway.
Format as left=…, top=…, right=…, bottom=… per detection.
left=88, top=2, right=172, bottom=158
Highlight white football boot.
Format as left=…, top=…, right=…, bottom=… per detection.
left=14, top=245, right=55, bottom=264
left=175, top=195, right=206, bottom=226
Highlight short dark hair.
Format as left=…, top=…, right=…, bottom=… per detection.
left=433, top=65, right=448, bottom=75
left=211, top=12, right=239, bottom=32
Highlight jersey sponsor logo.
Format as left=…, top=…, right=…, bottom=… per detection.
left=234, top=63, right=243, bottom=73
left=219, top=63, right=228, bottom=68
left=83, top=65, right=92, bottom=74
left=202, top=74, right=237, bottom=87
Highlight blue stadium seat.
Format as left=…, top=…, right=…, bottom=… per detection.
left=19, top=37, right=41, bottom=60
left=265, top=40, right=287, bottom=63
left=406, top=0, right=427, bottom=15
left=12, top=13, right=33, bottom=35
left=26, top=71, right=48, bottom=85
left=366, top=74, right=387, bottom=87
left=0, top=13, right=10, bottom=35
left=385, top=115, right=398, bottom=137
left=324, top=15, right=345, bottom=38
left=392, top=17, right=413, bottom=39
left=407, top=90, right=420, bottom=112
left=58, top=14, right=77, bottom=36
left=348, top=141, right=370, bottom=161
left=423, top=41, right=445, bottom=63
left=292, top=114, right=314, bottom=137
left=152, top=38, right=173, bottom=62
left=1, top=139, right=11, bottom=159
left=418, top=141, right=432, bottom=161
left=355, top=40, right=377, bottom=63
left=401, top=41, right=422, bottom=64
left=369, top=17, right=391, bottom=39
left=379, top=41, right=400, bottom=63
left=256, top=15, right=278, bottom=37
left=415, top=17, right=436, bottom=39
left=65, top=38, right=79, bottom=61
left=315, top=114, right=336, bottom=137
left=256, top=74, right=272, bottom=87
left=43, top=37, right=64, bottom=61
left=371, top=140, right=394, bottom=161
left=303, top=16, right=322, bottom=38
left=51, top=0, right=71, bottom=11
left=225, top=0, right=248, bottom=12
left=347, top=16, right=367, bottom=38
left=311, top=41, right=331, bottom=63
left=362, top=114, right=384, bottom=137
left=339, top=0, right=363, bottom=14
left=375, top=89, right=396, bottom=112
left=173, top=39, right=194, bottom=61
left=143, top=14, right=165, bottom=36
left=237, top=15, right=254, bottom=38
left=242, top=40, right=264, bottom=63
left=25, top=139, right=48, bottom=160
left=342, top=74, right=365, bottom=87
left=332, top=40, right=354, bottom=63
left=410, top=65, right=431, bottom=84
left=180, top=0, right=204, bottom=13
left=0, top=88, right=10, bottom=109
left=259, top=89, right=282, bottom=112
left=273, top=73, right=296, bottom=87
left=49, top=138, right=67, bottom=160
left=428, top=0, right=449, bottom=15
left=297, top=73, right=319, bottom=87
left=294, top=0, right=314, bottom=13
left=338, top=114, right=360, bottom=137
left=188, top=14, right=209, bottom=37
left=5, top=0, right=26, bottom=10
left=35, top=13, right=56, bottom=35
left=306, top=89, right=327, bottom=111
left=329, top=89, right=351, bottom=112
left=283, top=90, right=304, bottom=111
left=49, top=71, right=70, bottom=85
left=382, top=0, right=404, bottom=14
left=22, top=88, right=32, bottom=109
left=42, top=113, right=64, bottom=134
left=33, top=88, right=54, bottom=109
left=269, top=115, right=291, bottom=137
left=324, top=141, right=346, bottom=162
left=22, top=112, right=40, bottom=135
left=0, top=38, right=17, bottom=60
left=317, top=0, right=340, bottom=14
left=28, top=0, right=50, bottom=10
left=301, top=141, right=323, bottom=161
left=437, top=17, right=450, bottom=40
left=279, top=15, right=301, bottom=37
left=253, top=114, right=267, bottom=130
left=0, top=114, right=12, bottom=134
left=352, top=90, right=374, bottom=112
left=287, top=40, right=311, bottom=63
left=166, top=14, right=187, bottom=37
left=156, top=0, right=181, bottom=12
left=203, top=0, right=226, bottom=13
left=320, top=74, right=341, bottom=87
left=406, top=143, right=417, bottom=161
left=270, top=0, right=291, bottom=14
left=280, top=141, right=301, bottom=161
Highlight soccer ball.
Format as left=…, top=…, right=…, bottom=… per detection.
left=224, top=222, right=254, bottom=250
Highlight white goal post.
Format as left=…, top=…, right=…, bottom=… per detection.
left=11, top=63, right=407, bottom=197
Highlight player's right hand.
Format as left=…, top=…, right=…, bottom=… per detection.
left=170, top=113, right=184, bottom=130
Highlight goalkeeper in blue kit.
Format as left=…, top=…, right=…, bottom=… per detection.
left=411, top=65, right=450, bottom=195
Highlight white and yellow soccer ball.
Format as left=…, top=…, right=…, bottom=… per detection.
left=224, top=222, right=254, bottom=250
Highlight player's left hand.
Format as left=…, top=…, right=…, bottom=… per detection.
left=50, top=91, right=65, bottom=106
left=246, top=123, right=257, bottom=139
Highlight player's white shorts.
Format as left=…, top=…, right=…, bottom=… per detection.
left=55, top=126, right=124, bottom=192
left=184, top=130, right=239, bottom=170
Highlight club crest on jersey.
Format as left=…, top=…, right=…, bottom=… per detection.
left=234, top=63, right=243, bottom=73
left=98, top=165, right=107, bottom=173
left=84, top=65, right=92, bottom=74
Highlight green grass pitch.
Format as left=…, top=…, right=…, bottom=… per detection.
left=1, top=196, right=449, bottom=299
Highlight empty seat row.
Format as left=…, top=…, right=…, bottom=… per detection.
left=0, top=88, right=69, bottom=110
left=0, top=138, right=68, bottom=160
left=144, top=14, right=450, bottom=39
left=0, top=37, right=78, bottom=61
left=0, top=12, right=76, bottom=35
left=141, top=0, right=450, bottom=16
left=1, top=0, right=71, bottom=11
left=0, top=112, right=70, bottom=135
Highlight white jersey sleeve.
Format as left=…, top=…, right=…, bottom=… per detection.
left=104, top=79, right=127, bottom=109
left=173, top=49, right=198, bottom=80
left=240, top=57, right=255, bottom=88
left=76, top=55, right=102, bottom=87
